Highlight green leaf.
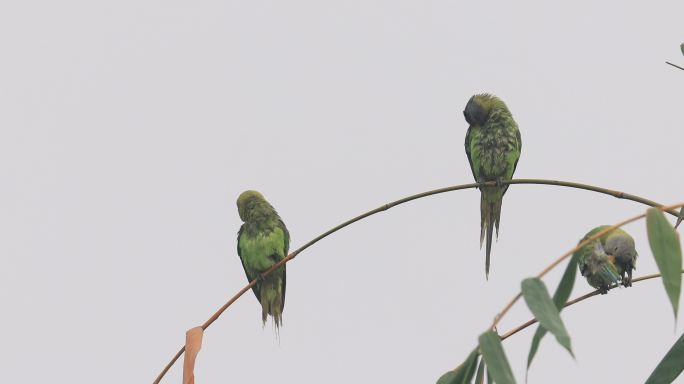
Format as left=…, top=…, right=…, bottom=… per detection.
left=479, top=330, right=516, bottom=384
left=680, top=43, right=684, bottom=57
left=646, top=208, right=683, bottom=320
left=436, top=371, right=460, bottom=384
left=645, top=331, right=684, bottom=384
left=521, top=277, right=574, bottom=358
left=436, top=371, right=459, bottom=384
left=526, top=253, right=579, bottom=374
left=675, top=207, right=683, bottom=229
left=436, top=348, right=479, bottom=384
left=475, top=359, right=485, bottom=384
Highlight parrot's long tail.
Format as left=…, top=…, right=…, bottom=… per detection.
left=259, top=274, right=285, bottom=329
left=480, top=191, right=503, bottom=279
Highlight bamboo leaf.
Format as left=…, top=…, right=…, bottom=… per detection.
left=521, top=278, right=574, bottom=358
left=526, top=253, right=579, bottom=374
left=475, top=359, right=485, bottom=384
left=479, top=330, right=516, bottom=384
left=436, top=349, right=479, bottom=384
left=436, top=371, right=459, bottom=384
left=647, top=208, right=683, bottom=320
left=645, top=331, right=684, bottom=384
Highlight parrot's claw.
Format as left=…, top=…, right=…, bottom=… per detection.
left=623, top=270, right=633, bottom=287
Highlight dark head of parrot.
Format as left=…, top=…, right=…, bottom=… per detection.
left=604, top=235, right=638, bottom=263
left=237, top=190, right=266, bottom=222
left=464, top=93, right=511, bottom=126
left=463, top=95, right=488, bottom=126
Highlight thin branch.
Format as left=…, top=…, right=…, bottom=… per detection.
left=153, top=180, right=680, bottom=383
left=666, top=61, right=684, bottom=71
left=490, top=215, right=643, bottom=329
left=499, top=271, right=684, bottom=341
left=490, top=202, right=684, bottom=331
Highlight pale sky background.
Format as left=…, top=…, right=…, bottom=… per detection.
left=1, top=1, right=683, bottom=383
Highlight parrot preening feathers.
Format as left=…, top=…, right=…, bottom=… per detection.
left=591, top=226, right=638, bottom=286
left=464, top=93, right=522, bottom=279
left=237, top=190, right=290, bottom=328
left=575, top=226, right=638, bottom=293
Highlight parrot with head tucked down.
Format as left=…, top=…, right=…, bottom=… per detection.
left=575, top=226, right=638, bottom=293
left=237, top=190, right=290, bottom=328
left=581, top=225, right=638, bottom=287
left=577, top=239, right=620, bottom=294
left=463, top=93, right=522, bottom=279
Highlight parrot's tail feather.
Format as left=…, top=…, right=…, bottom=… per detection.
left=493, top=198, right=502, bottom=238
left=485, top=215, right=494, bottom=280
left=480, top=191, right=503, bottom=279
left=258, top=274, right=284, bottom=330
left=479, top=194, right=486, bottom=248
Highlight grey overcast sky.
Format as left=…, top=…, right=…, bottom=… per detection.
left=1, top=1, right=683, bottom=383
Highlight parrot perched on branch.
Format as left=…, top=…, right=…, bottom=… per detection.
left=575, top=226, right=638, bottom=293
left=236, top=190, right=290, bottom=328
left=582, top=225, right=638, bottom=287
left=463, top=93, right=522, bottom=279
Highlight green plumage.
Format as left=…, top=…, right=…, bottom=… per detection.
left=578, top=226, right=638, bottom=287
left=463, top=93, right=522, bottom=278
left=575, top=226, right=638, bottom=293
left=237, top=190, right=290, bottom=328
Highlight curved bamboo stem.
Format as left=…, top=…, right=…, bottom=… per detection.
left=153, top=180, right=680, bottom=383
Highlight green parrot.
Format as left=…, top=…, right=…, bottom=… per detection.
left=577, top=239, right=620, bottom=294
left=236, top=190, right=290, bottom=328
left=575, top=226, right=638, bottom=293
left=582, top=225, right=638, bottom=287
left=463, top=93, right=522, bottom=278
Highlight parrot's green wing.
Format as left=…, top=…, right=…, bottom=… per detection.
left=575, top=226, right=608, bottom=276
left=500, top=125, right=522, bottom=195
left=576, top=242, right=591, bottom=276
left=508, top=129, right=522, bottom=183
left=464, top=126, right=479, bottom=182
left=237, top=224, right=260, bottom=300
left=278, top=218, right=290, bottom=311
left=237, top=222, right=289, bottom=298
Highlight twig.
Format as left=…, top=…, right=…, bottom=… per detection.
left=666, top=61, right=684, bottom=71
left=490, top=202, right=684, bottom=331
left=153, top=180, right=680, bottom=383
left=498, top=271, right=683, bottom=341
